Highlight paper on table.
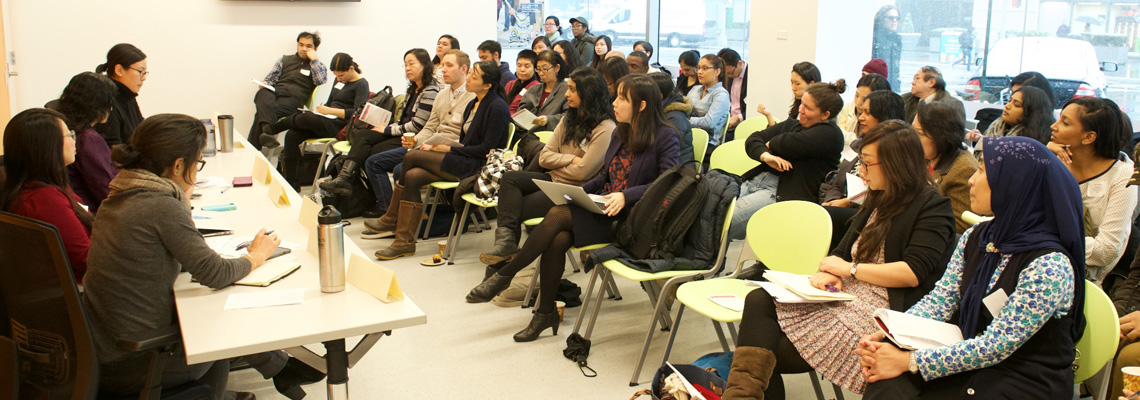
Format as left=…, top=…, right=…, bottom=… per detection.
left=846, top=173, right=868, bottom=204
left=511, top=109, right=539, bottom=131
left=193, top=212, right=234, bottom=237
left=347, top=254, right=404, bottom=303
left=358, top=102, right=392, bottom=127
left=250, top=79, right=275, bottom=92
left=235, top=256, right=301, bottom=287
left=707, top=294, right=745, bottom=311
left=873, top=308, right=964, bottom=350
left=251, top=156, right=272, bottom=184
left=762, top=270, right=856, bottom=301
left=194, top=176, right=229, bottom=190
left=748, top=281, right=833, bottom=304
left=223, top=288, right=304, bottom=310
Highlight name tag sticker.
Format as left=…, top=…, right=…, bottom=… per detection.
left=300, top=69, right=311, bottom=77
left=334, top=82, right=345, bottom=90
left=983, top=288, right=1009, bottom=318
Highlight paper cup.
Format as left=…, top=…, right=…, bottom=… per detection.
left=555, top=300, right=566, bottom=322
left=1124, top=366, right=1140, bottom=392
left=437, top=240, right=448, bottom=257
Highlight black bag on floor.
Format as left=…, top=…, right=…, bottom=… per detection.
left=278, top=152, right=321, bottom=187
left=614, top=164, right=707, bottom=259
left=322, top=155, right=376, bottom=219
left=554, top=279, right=582, bottom=308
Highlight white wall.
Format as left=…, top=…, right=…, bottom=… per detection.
left=747, top=0, right=819, bottom=122
left=7, top=0, right=496, bottom=136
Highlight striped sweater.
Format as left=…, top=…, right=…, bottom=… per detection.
left=388, top=82, right=441, bottom=136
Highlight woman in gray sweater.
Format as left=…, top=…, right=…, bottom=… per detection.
left=83, top=114, right=323, bottom=399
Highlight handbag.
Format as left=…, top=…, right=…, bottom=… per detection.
left=473, top=149, right=524, bottom=203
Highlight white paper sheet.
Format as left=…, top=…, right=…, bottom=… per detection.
left=223, top=288, right=304, bottom=310
left=250, top=79, right=275, bottom=92
left=846, top=173, right=868, bottom=204
left=748, top=281, right=833, bottom=304
left=762, top=270, right=856, bottom=301
left=194, top=176, right=229, bottom=190
left=358, top=102, right=392, bottom=127
left=707, top=294, right=745, bottom=311
left=511, top=109, right=538, bottom=131
left=873, top=308, right=964, bottom=350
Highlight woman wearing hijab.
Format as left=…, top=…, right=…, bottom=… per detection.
left=856, top=136, right=1086, bottom=399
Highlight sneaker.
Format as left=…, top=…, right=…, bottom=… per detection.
left=361, top=228, right=394, bottom=240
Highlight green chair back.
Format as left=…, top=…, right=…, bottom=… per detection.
left=748, top=200, right=830, bottom=275
left=709, top=139, right=759, bottom=177
left=692, top=128, right=709, bottom=165
left=1074, top=280, right=1120, bottom=383
left=735, top=117, right=769, bottom=140
left=534, top=130, right=554, bottom=143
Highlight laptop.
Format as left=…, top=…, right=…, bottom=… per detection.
left=533, top=179, right=608, bottom=214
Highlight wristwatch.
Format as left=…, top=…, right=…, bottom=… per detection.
left=849, top=263, right=859, bottom=279
left=908, top=351, right=919, bottom=374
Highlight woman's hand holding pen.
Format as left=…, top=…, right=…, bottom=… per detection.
left=245, top=229, right=281, bottom=269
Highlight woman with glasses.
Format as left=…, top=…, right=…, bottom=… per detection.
left=686, top=54, right=731, bottom=154
left=94, top=43, right=147, bottom=147
left=723, top=120, right=957, bottom=399
left=0, top=108, right=94, bottom=282
left=543, top=16, right=563, bottom=43
left=872, top=5, right=903, bottom=90
left=83, top=114, right=325, bottom=400
left=515, top=50, right=569, bottom=136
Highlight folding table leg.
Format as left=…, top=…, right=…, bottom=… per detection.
left=323, top=339, right=349, bottom=400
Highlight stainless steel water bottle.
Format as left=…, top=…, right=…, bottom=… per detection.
left=317, top=205, right=346, bottom=293
left=217, top=115, right=235, bottom=153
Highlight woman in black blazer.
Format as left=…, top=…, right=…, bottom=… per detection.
left=466, top=75, right=680, bottom=342
left=373, top=61, right=510, bottom=261
left=722, top=120, right=956, bottom=399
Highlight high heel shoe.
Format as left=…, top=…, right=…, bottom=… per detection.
left=466, top=273, right=512, bottom=303
left=513, top=310, right=560, bottom=342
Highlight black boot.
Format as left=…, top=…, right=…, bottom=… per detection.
left=479, top=227, right=520, bottom=265
left=260, top=120, right=285, bottom=148
left=319, top=160, right=357, bottom=195
left=272, top=358, right=326, bottom=400
left=466, top=273, right=512, bottom=303
left=513, top=310, right=560, bottom=342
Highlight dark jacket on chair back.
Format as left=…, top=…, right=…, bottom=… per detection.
left=443, top=92, right=511, bottom=179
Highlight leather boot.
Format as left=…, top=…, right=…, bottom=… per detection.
left=319, top=160, right=357, bottom=195
left=512, top=310, right=560, bottom=342
left=363, top=182, right=404, bottom=237
left=479, top=227, right=520, bottom=265
left=374, top=200, right=422, bottom=260
left=723, top=346, right=777, bottom=400
left=465, top=273, right=512, bottom=303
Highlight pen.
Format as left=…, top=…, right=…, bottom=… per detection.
left=825, top=284, right=839, bottom=293
left=235, top=230, right=275, bottom=251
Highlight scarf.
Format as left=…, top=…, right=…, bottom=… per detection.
left=108, top=168, right=188, bottom=210
left=959, top=137, right=1086, bottom=340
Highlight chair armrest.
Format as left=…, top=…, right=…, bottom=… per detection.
left=116, top=325, right=182, bottom=352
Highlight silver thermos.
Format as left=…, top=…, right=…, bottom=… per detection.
left=317, top=205, right=346, bottom=293
left=217, top=115, right=234, bottom=153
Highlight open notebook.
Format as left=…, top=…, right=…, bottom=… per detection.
left=235, top=255, right=301, bottom=287
left=756, top=270, right=857, bottom=302
left=873, top=308, right=964, bottom=350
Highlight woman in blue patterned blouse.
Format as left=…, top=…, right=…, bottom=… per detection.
left=856, top=136, right=1086, bottom=399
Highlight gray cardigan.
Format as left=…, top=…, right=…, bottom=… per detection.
left=82, top=186, right=251, bottom=364
left=518, top=80, right=569, bottom=131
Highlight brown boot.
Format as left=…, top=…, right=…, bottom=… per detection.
left=363, top=183, right=404, bottom=235
left=723, top=346, right=777, bottom=400
left=374, top=200, right=423, bottom=260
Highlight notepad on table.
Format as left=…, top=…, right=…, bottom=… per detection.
left=234, top=256, right=301, bottom=287
left=760, top=270, right=856, bottom=302
left=872, top=308, right=963, bottom=350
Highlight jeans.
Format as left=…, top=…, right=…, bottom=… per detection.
left=364, top=146, right=407, bottom=213
left=729, top=172, right=779, bottom=240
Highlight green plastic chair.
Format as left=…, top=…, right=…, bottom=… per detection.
left=709, top=139, right=760, bottom=177
left=692, top=128, right=709, bottom=166
left=735, top=116, right=770, bottom=140
left=571, top=199, right=737, bottom=386
left=1074, top=280, right=1119, bottom=400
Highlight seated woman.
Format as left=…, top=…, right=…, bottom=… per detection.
left=531, top=36, right=552, bottom=54
left=432, top=34, right=459, bottom=82
left=676, top=50, right=701, bottom=97
left=516, top=50, right=570, bottom=141
left=93, top=43, right=147, bottom=147
left=967, top=85, right=1054, bottom=147
left=650, top=71, right=694, bottom=165
left=83, top=114, right=324, bottom=399
left=722, top=120, right=957, bottom=399
left=818, top=89, right=904, bottom=246
left=262, top=53, right=370, bottom=190
left=914, top=102, right=978, bottom=233
left=755, top=62, right=821, bottom=128
left=0, top=108, right=94, bottom=282
left=589, top=35, right=612, bottom=69
left=857, top=136, right=1085, bottom=400
left=479, top=67, right=615, bottom=265
left=837, top=73, right=891, bottom=147
left=320, top=49, right=439, bottom=196
left=686, top=54, right=731, bottom=153
left=58, top=71, right=120, bottom=214
left=730, top=81, right=848, bottom=240
left=505, top=50, right=540, bottom=114
left=552, top=40, right=583, bottom=72
left=1046, top=97, right=1136, bottom=284
left=599, top=56, right=631, bottom=99
left=372, top=61, right=511, bottom=260
left=465, top=75, right=680, bottom=342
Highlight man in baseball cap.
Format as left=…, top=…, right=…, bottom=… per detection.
left=569, top=16, right=597, bottom=66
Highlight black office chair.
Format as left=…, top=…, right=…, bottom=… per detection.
left=0, top=211, right=216, bottom=400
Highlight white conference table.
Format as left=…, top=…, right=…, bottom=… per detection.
left=173, top=139, right=426, bottom=399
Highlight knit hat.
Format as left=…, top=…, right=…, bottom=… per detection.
left=570, top=16, right=589, bottom=29
left=863, top=59, right=888, bottom=78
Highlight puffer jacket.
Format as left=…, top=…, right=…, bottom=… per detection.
left=664, top=95, right=695, bottom=166
left=588, top=169, right=741, bottom=273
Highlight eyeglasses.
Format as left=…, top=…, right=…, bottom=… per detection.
left=131, top=67, right=149, bottom=77
left=697, top=66, right=717, bottom=71
left=886, top=16, right=899, bottom=22
left=535, top=65, right=556, bottom=73
left=195, top=159, right=207, bottom=172
left=858, top=157, right=880, bottom=169
left=64, top=130, right=76, bottom=140
left=545, top=22, right=557, bottom=26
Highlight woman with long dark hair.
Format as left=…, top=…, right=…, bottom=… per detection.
left=480, top=67, right=615, bottom=265
left=466, top=75, right=680, bottom=342
left=93, top=43, right=146, bottom=146
left=590, top=35, right=613, bottom=69
left=262, top=53, right=370, bottom=190
left=553, top=40, right=584, bottom=72
left=914, top=102, right=978, bottom=233
left=755, top=61, right=821, bottom=128
left=977, top=86, right=1054, bottom=145
left=676, top=50, right=701, bottom=97
left=872, top=5, right=903, bottom=90
left=723, top=121, right=956, bottom=399
left=858, top=136, right=1085, bottom=400
left=598, top=56, right=631, bottom=99
left=372, top=61, right=511, bottom=260
left=531, top=36, right=552, bottom=53
left=838, top=73, right=892, bottom=145
left=321, top=49, right=439, bottom=196
left=58, top=71, right=120, bottom=214
left=687, top=54, right=731, bottom=153
left=0, top=108, right=94, bottom=282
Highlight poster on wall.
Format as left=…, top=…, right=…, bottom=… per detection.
left=498, top=0, right=545, bottom=48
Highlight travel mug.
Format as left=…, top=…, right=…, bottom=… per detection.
left=217, top=115, right=234, bottom=153
left=317, top=205, right=346, bottom=293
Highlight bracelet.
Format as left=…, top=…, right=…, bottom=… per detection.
left=241, top=253, right=257, bottom=267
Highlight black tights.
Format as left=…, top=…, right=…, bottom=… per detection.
left=397, top=150, right=458, bottom=203
left=736, top=289, right=814, bottom=400
left=494, top=205, right=574, bottom=314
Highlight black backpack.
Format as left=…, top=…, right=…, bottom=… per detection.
left=614, top=164, right=708, bottom=260
left=322, top=154, right=377, bottom=219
